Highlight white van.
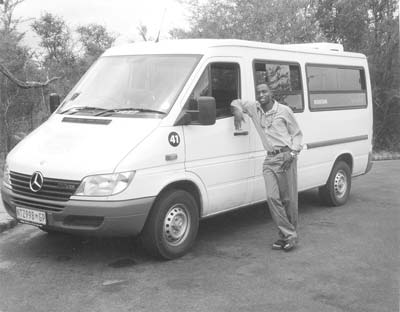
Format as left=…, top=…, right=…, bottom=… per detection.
left=1, top=39, right=373, bottom=259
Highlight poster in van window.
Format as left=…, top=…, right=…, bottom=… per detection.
left=254, top=62, right=303, bottom=111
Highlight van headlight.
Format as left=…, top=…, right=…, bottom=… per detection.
left=75, top=171, right=135, bottom=196
left=3, top=162, right=12, bottom=188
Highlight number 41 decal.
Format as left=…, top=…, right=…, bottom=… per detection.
left=168, top=132, right=180, bottom=147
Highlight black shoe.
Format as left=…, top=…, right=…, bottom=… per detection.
left=272, top=239, right=286, bottom=250
left=283, top=240, right=296, bottom=252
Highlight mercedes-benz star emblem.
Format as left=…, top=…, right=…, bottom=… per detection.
left=30, top=172, right=44, bottom=192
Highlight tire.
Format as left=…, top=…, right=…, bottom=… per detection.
left=319, top=161, right=352, bottom=206
left=39, top=226, right=61, bottom=235
left=140, top=189, right=199, bottom=260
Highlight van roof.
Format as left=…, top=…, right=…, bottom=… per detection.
left=103, top=39, right=366, bottom=59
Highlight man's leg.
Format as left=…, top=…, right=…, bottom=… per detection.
left=263, top=157, right=297, bottom=243
left=285, top=158, right=298, bottom=230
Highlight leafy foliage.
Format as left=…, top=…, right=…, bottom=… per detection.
left=171, top=0, right=324, bottom=43
left=314, top=0, right=399, bottom=151
left=31, top=12, right=74, bottom=63
left=0, top=5, right=116, bottom=156
left=77, top=24, right=116, bottom=59
left=0, top=0, right=37, bottom=154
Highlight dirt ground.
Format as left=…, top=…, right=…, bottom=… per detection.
left=0, top=160, right=398, bottom=312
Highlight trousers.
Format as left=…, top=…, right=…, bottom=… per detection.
left=263, top=152, right=298, bottom=242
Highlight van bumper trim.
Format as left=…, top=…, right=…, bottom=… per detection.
left=1, top=186, right=155, bottom=236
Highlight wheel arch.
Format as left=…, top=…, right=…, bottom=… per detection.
left=319, top=152, right=353, bottom=206
left=334, top=152, right=354, bottom=174
left=321, top=152, right=354, bottom=186
left=153, top=180, right=204, bottom=218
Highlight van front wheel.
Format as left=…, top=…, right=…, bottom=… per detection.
left=319, top=161, right=351, bottom=206
left=141, top=190, right=199, bottom=260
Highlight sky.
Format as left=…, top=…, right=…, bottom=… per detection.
left=13, top=0, right=190, bottom=47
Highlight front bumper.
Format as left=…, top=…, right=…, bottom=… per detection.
left=1, top=185, right=155, bottom=237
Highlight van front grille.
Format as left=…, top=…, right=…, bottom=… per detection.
left=10, top=171, right=81, bottom=202
left=10, top=195, right=65, bottom=212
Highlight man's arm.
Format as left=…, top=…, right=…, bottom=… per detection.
left=281, top=107, right=303, bottom=171
left=230, top=99, right=274, bottom=151
left=286, top=108, right=303, bottom=152
left=230, top=99, right=258, bottom=130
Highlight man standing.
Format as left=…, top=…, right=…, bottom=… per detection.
left=231, top=84, right=303, bottom=251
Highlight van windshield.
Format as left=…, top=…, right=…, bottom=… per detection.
left=59, top=55, right=201, bottom=117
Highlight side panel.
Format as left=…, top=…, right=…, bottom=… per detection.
left=108, top=126, right=191, bottom=201
left=183, top=116, right=252, bottom=215
left=296, top=110, right=371, bottom=190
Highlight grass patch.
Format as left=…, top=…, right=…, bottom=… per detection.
left=373, top=150, right=400, bottom=161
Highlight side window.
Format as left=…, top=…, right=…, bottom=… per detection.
left=185, top=62, right=241, bottom=121
left=211, top=63, right=241, bottom=117
left=254, top=61, right=303, bottom=112
left=307, top=65, right=367, bottom=110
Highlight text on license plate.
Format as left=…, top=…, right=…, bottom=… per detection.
left=16, top=207, right=46, bottom=225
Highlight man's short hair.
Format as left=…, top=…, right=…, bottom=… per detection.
left=256, top=83, right=272, bottom=91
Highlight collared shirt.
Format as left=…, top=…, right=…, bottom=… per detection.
left=231, top=99, right=303, bottom=152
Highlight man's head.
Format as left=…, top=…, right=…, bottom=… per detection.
left=256, top=83, right=273, bottom=108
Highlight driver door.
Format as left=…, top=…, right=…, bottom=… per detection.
left=182, top=58, right=252, bottom=216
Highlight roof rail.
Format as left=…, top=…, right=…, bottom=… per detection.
left=286, top=42, right=344, bottom=52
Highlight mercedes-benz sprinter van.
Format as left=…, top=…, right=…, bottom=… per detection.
left=1, top=39, right=373, bottom=259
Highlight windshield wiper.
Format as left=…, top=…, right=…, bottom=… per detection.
left=59, top=92, right=80, bottom=108
left=69, top=92, right=81, bottom=101
left=60, top=106, right=108, bottom=115
left=95, top=108, right=167, bottom=116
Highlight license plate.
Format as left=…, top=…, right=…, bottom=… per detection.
left=16, top=207, right=46, bottom=225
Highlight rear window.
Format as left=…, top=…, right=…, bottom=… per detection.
left=306, top=65, right=367, bottom=110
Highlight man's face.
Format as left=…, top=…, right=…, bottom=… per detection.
left=256, top=84, right=272, bottom=106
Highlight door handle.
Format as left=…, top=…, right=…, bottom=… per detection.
left=234, top=130, right=248, bottom=136
left=165, top=154, right=178, bottom=161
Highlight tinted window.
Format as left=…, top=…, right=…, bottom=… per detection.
left=307, top=66, right=365, bottom=92
left=254, top=62, right=303, bottom=112
left=307, top=65, right=367, bottom=110
left=185, top=62, right=240, bottom=121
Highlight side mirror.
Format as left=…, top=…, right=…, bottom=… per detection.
left=174, top=96, right=216, bottom=126
left=198, top=96, right=216, bottom=125
left=49, top=93, right=60, bottom=113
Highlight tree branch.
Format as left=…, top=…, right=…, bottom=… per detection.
left=137, top=24, right=148, bottom=42
left=0, top=62, right=61, bottom=89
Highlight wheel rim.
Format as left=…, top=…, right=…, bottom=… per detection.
left=163, top=204, right=190, bottom=246
left=334, top=170, right=347, bottom=199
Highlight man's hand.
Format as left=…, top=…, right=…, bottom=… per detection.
left=280, top=151, right=296, bottom=171
left=231, top=100, right=246, bottom=130
left=233, top=110, right=245, bottom=130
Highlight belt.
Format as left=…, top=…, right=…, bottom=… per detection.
left=267, top=146, right=290, bottom=156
